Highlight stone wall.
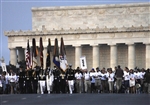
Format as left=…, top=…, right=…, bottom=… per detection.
left=135, top=44, right=145, bottom=68
left=117, top=44, right=128, bottom=69
left=32, top=3, right=150, bottom=31
left=99, top=45, right=110, bottom=69
left=66, top=46, right=75, bottom=69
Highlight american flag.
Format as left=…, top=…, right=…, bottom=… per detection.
left=26, top=40, right=31, bottom=69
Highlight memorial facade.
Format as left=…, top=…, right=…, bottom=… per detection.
left=4, top=3, right=150, bottom=70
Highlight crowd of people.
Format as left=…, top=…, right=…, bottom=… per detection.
left=0, top=65, right=150, bottom=94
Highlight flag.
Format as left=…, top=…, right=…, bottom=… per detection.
left=26, top=39, right=31, bottom=69
left=32, top=38, right=38, bottom=68
left=53, top=38, right=60, bottom=68
left=60, top=37, right=68, bottom=72
left=46, top=38, right=52, bottom=68
left=40, top=37, right=44, bottom=69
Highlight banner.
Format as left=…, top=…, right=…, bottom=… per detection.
left=60, top=37, right=68, bottom=72
left=80, top=56, right=87, bottom=70
left=39, top=37, right=44, bottom=68
left=1, top=63, right=7, bottom=72
left=53, top=38, right=60, bottom=68
left=46, top=38, right=52, bottom=68
left=32, top=38, right=38, bottom=68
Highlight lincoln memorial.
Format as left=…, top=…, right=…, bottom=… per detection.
left=4, top=3, right=150, bottom=70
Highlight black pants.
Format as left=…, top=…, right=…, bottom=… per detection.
left=53, top=79, right=60, bottom=93
left=32, top=80, right=38, bottom=93
left=19, top=81, right=24, bottom=94
left=60, top=79, right=66, bottom=93
left=25, top=80, right=32, bottom=93
left=91, top=83, right=95, bottom=93
left=101, top=80, right=108, bottom=93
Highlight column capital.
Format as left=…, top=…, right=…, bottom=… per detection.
left=9, top=47, right=16, bottom=50
left=125, top=42, right=135, bottom=46
left=108, top=43, right=117, bottom=46
left=72, top=44, right=82, bottom=47
left=43, top=47, right=47, bottom=49
left=144, top=43, right=150, bottom=45
left=90, top=44, right=100, bottom=47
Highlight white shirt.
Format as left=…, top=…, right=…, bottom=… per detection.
left=100, top=73, right=107, bottom=80
left=90, top=72, right=96, bottom=77
left=134, top=72, right=141, bottom=79
left=9, top=74, right=17, bottom=83
left=123, top=71, right=130, bottom=81
left=129, top=73, right=135, bottom=81
left=140, top=72, right=145, bottom=79
left=0, top=80, right=2, bottom=87
left=75, top=73, right=82, bottom=79
left=107, top=73, right=115, bottom=82
left=84, top=72, right=90, bottom=80
left=5, top=75, right=9, bottom=84
left=95, top=71, right=101, bottom=79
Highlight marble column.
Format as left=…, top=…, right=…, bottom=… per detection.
left=92, top=45, right=100, bottom=68
left=10, top=48, right=17, bottom=66
left=18, top=48, right=25, bottom=62
left=128, top=44, right=135, bottom=69
left=43, top=47, right=47, bottom=69
left=145, top=43, right=150, bottom=69
left=75, top=46, right=82, bottom=68
left=110, top=44, right=117, bottom=69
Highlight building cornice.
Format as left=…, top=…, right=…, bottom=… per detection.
left=31, top=2, right=150, bottom=11
left=4, top=26, right=150, bottom=37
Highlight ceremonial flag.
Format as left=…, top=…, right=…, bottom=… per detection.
left=53, top=38, right=60, bottom=68
left=46, top=38, right=52, bottom=68
left=32, top=38, right=38, bottom=68
left=26, top=39, right=31, bottom=69
left=60, top=37, right=68, bottom=72
left=40, top=37, right=44, bottom=69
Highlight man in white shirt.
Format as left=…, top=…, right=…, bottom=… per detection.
left=8, top=70, right=17, bottom=94
left=83, top=70, right=91, bottom=93
left=100, top=68, right=108, bottom=93
left=95, top=67, right=101, bottom=93
left=75, top=67, right=83, bottom=93
left=140, top=68, right=145, bottom=93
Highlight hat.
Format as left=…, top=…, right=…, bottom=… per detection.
left=92, top=68, right=94, bottom=70
left=69, top=64, right=72, bottom=67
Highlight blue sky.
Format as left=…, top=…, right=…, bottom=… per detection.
left=0, top=0, right=149, bottom=65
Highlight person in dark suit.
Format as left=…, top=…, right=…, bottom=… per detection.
left=32, top=67, right=39, bottom=94
left=59, top=71, right=67, bottom=93
left=25, top=68, right=32, bottom=93
left=144, top=68, right=150, bottom=93
left=115, top=65, right=124, bottom=93
left=53, top=66, right=60, bottom=93
left=18, top=66, right=25, bottom=94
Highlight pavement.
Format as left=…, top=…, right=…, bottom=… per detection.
left=0, top=93, right=149, bottom=105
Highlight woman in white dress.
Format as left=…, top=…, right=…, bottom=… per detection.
left=129, top=69, right=136, bottom=93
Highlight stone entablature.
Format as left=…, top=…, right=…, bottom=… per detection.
left=31, top=3, right=150, bottom=31
left=4, top=25, right=150, bottom=36
left=4, top=26, right=150, bottom=49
